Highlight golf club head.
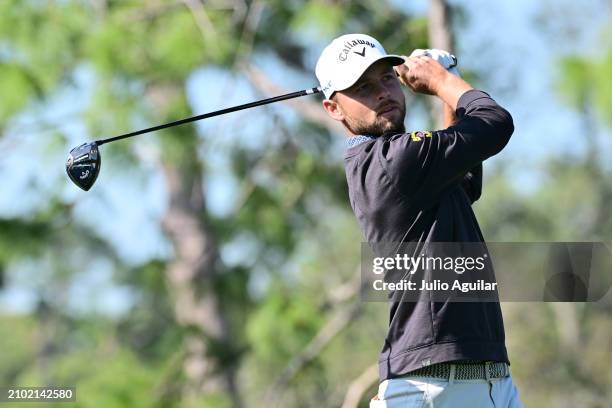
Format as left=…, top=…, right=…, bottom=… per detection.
left=66, top=142, right=101, bottom=191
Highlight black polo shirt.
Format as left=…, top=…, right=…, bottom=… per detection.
left=344, top=90, right=514, bottom=380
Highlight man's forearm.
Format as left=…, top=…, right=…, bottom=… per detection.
left=434, top=73, right=473, bottom=111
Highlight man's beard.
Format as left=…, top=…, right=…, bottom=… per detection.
left=343, top=106, right=406, bottom=136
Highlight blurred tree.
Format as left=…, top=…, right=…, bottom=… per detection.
left=473, top=28, right=612, bottom=407
left=428, top=0, right=454, bottom=129
left=0, top=1, right=428, bottom=407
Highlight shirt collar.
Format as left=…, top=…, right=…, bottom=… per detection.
left=346, top=135, right=377, bottom=149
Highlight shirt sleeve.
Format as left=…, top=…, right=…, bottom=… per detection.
left=378, top=90, right=513, bottom=206
left=461, top=164, right=483, bottom=204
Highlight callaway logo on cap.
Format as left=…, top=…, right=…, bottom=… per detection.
left=315, top=33, right=404, bottom=99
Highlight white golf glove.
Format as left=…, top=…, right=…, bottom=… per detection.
left=410, top=48, right=460, bottom=77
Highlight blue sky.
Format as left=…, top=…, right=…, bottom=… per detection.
left=0, top=0, right=610, bottom=314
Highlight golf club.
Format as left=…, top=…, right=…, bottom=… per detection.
left=66, top=86, right=321, bottom=191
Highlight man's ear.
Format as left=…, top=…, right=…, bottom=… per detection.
left=322, top=98, right=345, bottom=121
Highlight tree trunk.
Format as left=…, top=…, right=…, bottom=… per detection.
left=148, top=83, right=241, bottom=407
left=340, top=363, right=379, bottom=408
left=428, top=0, right=455, bottom=129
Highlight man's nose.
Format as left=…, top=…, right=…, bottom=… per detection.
left=375, top=81, right=392, bottom=100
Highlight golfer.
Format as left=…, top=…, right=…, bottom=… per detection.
left=316, top=34, right=524, bottom=407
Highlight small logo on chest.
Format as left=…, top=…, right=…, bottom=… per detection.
left=410, top=131, right=433, bottom=141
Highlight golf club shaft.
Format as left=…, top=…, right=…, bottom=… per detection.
left=95, top=87, right=321, bottom=146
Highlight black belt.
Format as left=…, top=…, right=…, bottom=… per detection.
left=405, top=361, right=509, bottom=381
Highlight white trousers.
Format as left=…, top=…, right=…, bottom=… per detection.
left=370, top=370, right=524, bottom=408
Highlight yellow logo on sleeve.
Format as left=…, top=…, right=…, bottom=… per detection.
left=410, top=131, right=432, bottom=141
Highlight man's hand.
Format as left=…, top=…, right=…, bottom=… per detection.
left=410, top=48, right=460, bottom=77
left=409, top=49, right=461, bottom=127
left=394, top=55, right=450, bottom=95
left=394, top=55, right=473, bottom=110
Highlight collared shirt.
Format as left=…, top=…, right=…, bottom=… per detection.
left=346, top=135, right=377, bottom=149
left=343, top=90, right=514, bottom=381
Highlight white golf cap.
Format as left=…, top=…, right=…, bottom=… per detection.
left=315, top=33, right=405, bottom=99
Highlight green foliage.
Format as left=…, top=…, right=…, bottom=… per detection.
left=0, top=315, right=38, bottom=383
left=115, top=260, right=186, bottom=363
left=0, top=0, right=88, bottom=124
left=246, top=285, right=323, bottom=366
left=0, top=217, right=50, bottom=262
left=290, top=1, right=345, bottom=38
left=0, top=313, right=172, bottom=408
left=71, top=350, right=160, bottom=408
left=85, top=19, right=148, bottom=77
left=49, top=348, right=161, bottom=408
left=0, top=63, right=40, bottom=123
left=558, top=36, right=612, bottom=126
